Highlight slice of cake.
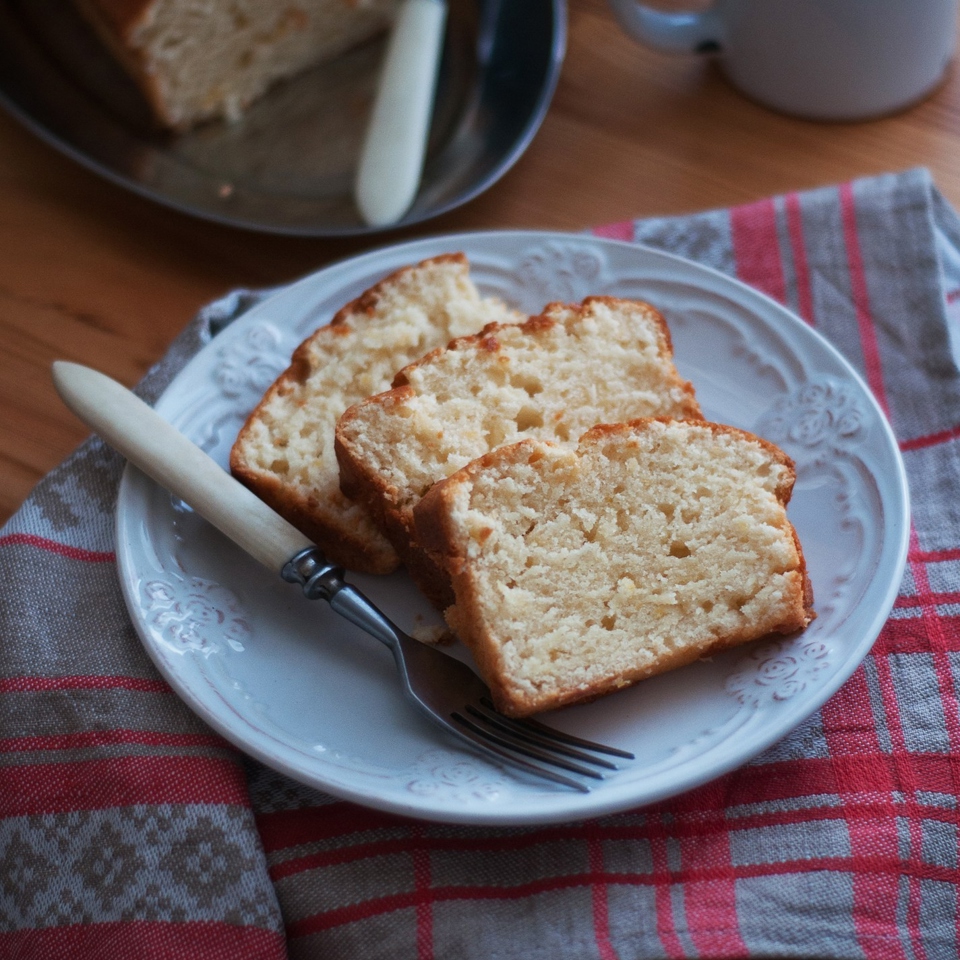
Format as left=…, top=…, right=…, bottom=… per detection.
left=413, top=418, right=815, bottom=717
left=335, top=296, right=702, bottom=605
left=230, top=253, right=517, bottom=574
left=71, top=0, right=398, bottom=129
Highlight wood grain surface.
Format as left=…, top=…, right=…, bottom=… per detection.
left=3, top=0, right=960, bottom=523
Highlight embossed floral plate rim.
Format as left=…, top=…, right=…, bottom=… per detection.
left=115, top=231, right=910, bottom=825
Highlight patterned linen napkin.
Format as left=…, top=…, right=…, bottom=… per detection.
left=2, top=168, right=958, bottom=959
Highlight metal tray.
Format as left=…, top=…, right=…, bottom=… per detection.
left=0, top=0, right=565, bottom=235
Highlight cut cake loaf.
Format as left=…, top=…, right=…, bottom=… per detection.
left=335, top=296, right=702, bottom=606
left=414, top=418, right=815, bottom=717
left=71, top=0, right=397, bottom=129
left=230, top=253, right=517, bottom=574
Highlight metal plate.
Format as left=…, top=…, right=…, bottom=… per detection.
left=0, top=0, right=565, bottom=235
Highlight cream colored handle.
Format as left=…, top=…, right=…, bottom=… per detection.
left=52, top=361, right=314, bottom=574
left=355, top=0, right=447, bottom=227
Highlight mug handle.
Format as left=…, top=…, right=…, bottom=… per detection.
left=606, top=0, right=722, bottom=54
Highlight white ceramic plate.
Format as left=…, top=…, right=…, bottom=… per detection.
left=116, top=231, right=910, bottom=825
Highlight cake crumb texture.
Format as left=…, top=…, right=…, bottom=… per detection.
left=336, top=296, right=702, bottom=603
left=231, top=253, right=517, bottom=573
left=72, top=0, right=398, bottom=129
left=414, top=418, right=814, bottom=717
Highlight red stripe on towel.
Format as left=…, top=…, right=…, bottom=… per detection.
left=588, top=834, right=619, bottom=960
left=820, top=669, right=904, bottom=958
left=909, top=546, right=960, bottom=563
left=871, top=644, right=926, bottom=960
left=0, top=729, right=226, bottom=753
left=904, top=526, right=960, bottom=950
left=648, top=810, right=686, bottom=958
left=730, top=197, right=787, bottom=304
left=0, top=674, right=172, bottom=693
left=412, top=824, right=434, bottom=960
left=0, top=755, right=247, bottom=816
left=785, top=192, right=815, bottom=324
left=0, top=920, right=285, bottom=960
left=257, top=803, right=409, bottom=852
left=900, top=423, right=960, bottom=452
left=679, top=779, right=748, bottom=956
left=592, top=221, right=635, bottom=242
left=839, top=182, right=889, bottom=414
left=0, top=532, right=115, bottom=562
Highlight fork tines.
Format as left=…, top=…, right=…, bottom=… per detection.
left=451, top=698, right=635, bottom=792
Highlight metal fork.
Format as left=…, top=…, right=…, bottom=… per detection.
left=52, top=361, right=633, bottom=791
left=281, top=546, right=633, bottom=790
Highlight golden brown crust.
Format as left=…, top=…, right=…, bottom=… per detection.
left=335, top=389, right=454, bottom=605
left=70, top=0, right=397, bottom=129
left=415, top=441, right=552, bottom=712
left=581, top=417, right=798, bottom=500
left=70, top=0, right=172, bottom=126
left=390, top=314, right=555, bottom=390
left=231, top=401, right=401, bottom=574
left=330, top=253, right=468, bottom=332
left=485, top=619, right=807, bottom=717
left=585, top=297, right=701, bottom=419
left=336, top=297, right=703, bottom=602
left=414, top=420, right=815, bottom=717
left=230, top=462, right=397, bottom=573
left=230, top=254, right=475, bottom=575
left=415, top=444, right=552, bottom=715
left=336, top=318, right=563, bottom=606
left=73, top=0, right=154, bottom=38
left=390, top=297, right=693, bottom=405
left=584, top=295, right=676, bottom=351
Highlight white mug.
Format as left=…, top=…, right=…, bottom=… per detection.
left=607, top=0, right=958, bottom=120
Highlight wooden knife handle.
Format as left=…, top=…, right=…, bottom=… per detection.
left=52, top=361, right=313, bottom=574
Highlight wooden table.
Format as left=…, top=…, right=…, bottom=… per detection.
left=3, top=0, right=960, bottom=525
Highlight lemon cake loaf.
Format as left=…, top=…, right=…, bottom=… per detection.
left=230, top=253, right=517, bottom=573
left=413, top=418, right=815, bottom=717
left=335, top=296, right=702, bottom=604
left=72, top=0, right=397, bottom=129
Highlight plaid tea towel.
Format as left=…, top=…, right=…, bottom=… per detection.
left=2, top=167, right=959, bottom=959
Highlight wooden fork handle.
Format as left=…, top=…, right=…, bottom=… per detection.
left=52, top=361, right=313, bottom=574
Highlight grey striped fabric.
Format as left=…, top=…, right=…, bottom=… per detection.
left=2, top=169, right=958, bottom=959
